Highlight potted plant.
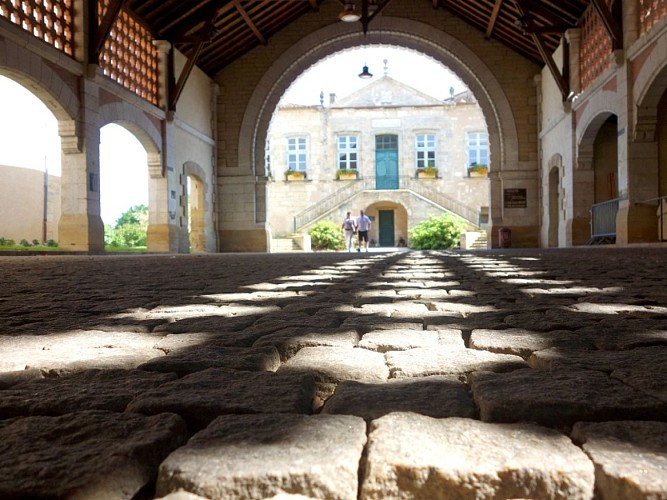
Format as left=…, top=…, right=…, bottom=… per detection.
left=417, top=164, right=438, bottom=178
left=336, top=168, right=358, bottom=180
left=285, top=169, right=306, bottom=181
left=468, top=163, right=488, bottom=177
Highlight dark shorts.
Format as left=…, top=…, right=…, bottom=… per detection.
left=358, top=230, right=369, bottom=242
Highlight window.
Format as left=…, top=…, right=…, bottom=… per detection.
left=337, top=135, right=358, bottom=170
left=467, top=132, right=488, bottom=166
left=287, top=137, right=307, bottom=172
left=415, top=133, right=436, bottom=169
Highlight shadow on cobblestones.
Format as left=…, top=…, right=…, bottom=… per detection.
left=0, top=248, right=666, bottom=498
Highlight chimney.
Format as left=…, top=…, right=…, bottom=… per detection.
left=329, top=93, right=336, bottom=105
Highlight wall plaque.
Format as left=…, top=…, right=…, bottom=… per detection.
left=504, top=188, right=527, bottom=208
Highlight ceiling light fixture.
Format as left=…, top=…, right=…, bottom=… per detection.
left=358, top=64, right=373, bottom=79
left=339, top=2, right=361, bottom=22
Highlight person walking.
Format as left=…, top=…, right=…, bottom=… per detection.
left=356, top=209, right=372, bottom=252
left=341, top=211, right=357, bottom=252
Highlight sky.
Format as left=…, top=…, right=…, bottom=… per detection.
left=281, top=45, right=466, bottom=105
left=0, top=46, right=466, bottom=227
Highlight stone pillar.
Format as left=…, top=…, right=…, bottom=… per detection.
left=145, top=40, right=183, bottom=252
left=152, top=40, right=172, bottom=110
left=145, top=126, right=182, bottom=252
left=565, top=29, right=581, bottom=97
left=57, top=79, right=104, bottom=252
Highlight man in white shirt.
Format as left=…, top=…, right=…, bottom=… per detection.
left=356, top=209, right=372, bottom=252
left=341, top=211, right=356, bottom=252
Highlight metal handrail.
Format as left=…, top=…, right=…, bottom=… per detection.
left=293, top=177, right=374, bottom=231
left=636, top=195, right=667, bottom=241
left=402, top=177, right=481, bottom=225
left=293, top=175, right=482, bottom=231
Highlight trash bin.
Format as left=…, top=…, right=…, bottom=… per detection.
left=498, top=227, right=511, bottom=248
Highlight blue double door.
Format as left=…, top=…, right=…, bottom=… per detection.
left=374, top=134, right=398, bottom=246
left=375, top=134, right=399, bottom=190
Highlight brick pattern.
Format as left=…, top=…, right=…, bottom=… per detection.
left=579, top=2, right=612, bottom=91
left=639, top=0, right=667, bottom=35
left=98, top=0, right=158, bottom=106
left=0, top=0, right=73, bottom=55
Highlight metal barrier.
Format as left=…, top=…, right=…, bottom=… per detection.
left=589, top=198, right=619, bottom=243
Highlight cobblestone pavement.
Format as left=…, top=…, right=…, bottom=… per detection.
left=0, top=247, right=666, bottom=499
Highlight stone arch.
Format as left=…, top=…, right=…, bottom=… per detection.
left=239, top=17, right=518, bottom=184
left=98, top=102, right=162, bottom=172
left=365, top=200, right=408, bottom=247
left=183, top=160, right=214, bottom=252
left=97, top=101, right=167, bottom=251
left=574, top=111, right=618, bottom=244
left=0, top=38, right=78, bottom=121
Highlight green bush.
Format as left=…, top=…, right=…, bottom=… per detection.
left=20, top=239, right=30, bottom=247
left=46, top=240, right=58, bottom=247
left=309, top=220, right=345, bottom=251
left=409, top=213, right=466, bottom=250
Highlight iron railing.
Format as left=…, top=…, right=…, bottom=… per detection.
left=293, top=176, right=482, bottom=231
left=590, top=198, right=620, bottom=239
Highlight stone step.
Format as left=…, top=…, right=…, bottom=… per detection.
left=271, top=238, right=300, bottom=252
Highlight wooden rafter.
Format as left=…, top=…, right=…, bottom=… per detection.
left=514, top=0, right=569, bottom=100
left=485, top=0, right=503, bottom=39
left=90, top=0, right=128, bottom=64
left=234, top=0, right=267, bottom=45
left=360, top=0, right=393, bottom=35
left=590, top=0, right=622, bottom=50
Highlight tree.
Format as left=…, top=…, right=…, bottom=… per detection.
left=106, top=205, right=148, bottom=248
left=409, top=213, right=466, bottom=250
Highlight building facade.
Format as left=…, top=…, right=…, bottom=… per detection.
left=266, top=77, right=489, bottom=249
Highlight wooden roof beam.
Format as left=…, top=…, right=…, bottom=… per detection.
left=590, top=0, right=623, bottom=50
left=485, top=0, right=503, bottom=39
left=514, top=0, right=569, bottom=100
left=90, top=0, right=128, bottom=64
left=234, top=0, right=267, bottom=45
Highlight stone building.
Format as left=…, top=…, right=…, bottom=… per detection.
left=266, top=75, right=489, bottom=249
left=0, top=1, right=666, bottom=252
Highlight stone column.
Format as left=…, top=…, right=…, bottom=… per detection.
left=57, top=79, right=104, bottom=252
left=145, top=40, right=183, bottom=252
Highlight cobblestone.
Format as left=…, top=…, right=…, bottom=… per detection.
left=0, top=248, right=666, bottom=499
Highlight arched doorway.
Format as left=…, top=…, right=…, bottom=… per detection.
left=0, top=76, right=61, bottom=246
left=547, top=162, right=560, bottom=248
left=186, top=174, right=206, bottom=252
left=99, top=123, right=149, bottom=249
left=575, top=113, right=618, bottom=245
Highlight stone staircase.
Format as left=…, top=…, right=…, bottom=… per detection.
left=271, top=237, right=301, bottom=253
left=461, top=231, right=488, bottom=250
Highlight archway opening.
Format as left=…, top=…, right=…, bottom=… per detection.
left=186, top=174, right=206, bottom=252
left=266, top=45, right=490, bottom=251
left=548, top=166, right=560, bottom=247
left=593, top=115, right=619, bottom=203
left=0, top=75, right=60, bottom=248
left=99, top=123, right=149, bottom=250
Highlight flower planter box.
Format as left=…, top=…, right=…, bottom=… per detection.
left=336, top=170, right=358, bottom=180
left=417, top=170, right=437, bottom=179
left=286, top=172, right=306, bottom=181
left=469, top=170, right=488, bottom=178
